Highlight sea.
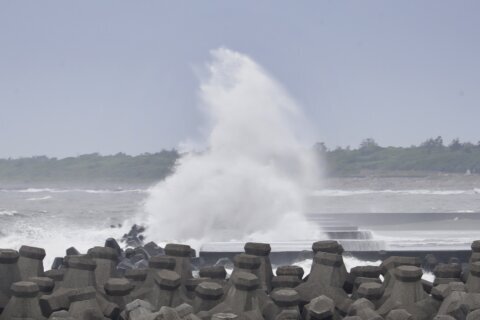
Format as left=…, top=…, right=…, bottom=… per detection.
left=1, top=174, right=480, bottom=270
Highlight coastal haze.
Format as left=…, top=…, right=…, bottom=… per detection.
left=1, top=1, right=479, bottom=268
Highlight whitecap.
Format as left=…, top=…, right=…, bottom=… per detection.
left=0, top=209, right=17, bottom=216
left=26, top=195, right=52, bottom=201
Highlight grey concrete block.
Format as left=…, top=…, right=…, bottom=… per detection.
left=0, top=281, right=45, bottom=320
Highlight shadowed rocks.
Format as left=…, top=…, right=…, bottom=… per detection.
left=1, top=237, right=480, bottom=320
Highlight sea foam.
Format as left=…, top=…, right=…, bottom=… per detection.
left=140, top=48, right=322, bottom=248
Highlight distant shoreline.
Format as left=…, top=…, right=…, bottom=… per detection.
left=1, top=137, right=480, bottom=185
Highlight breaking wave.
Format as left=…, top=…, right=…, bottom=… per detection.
left=140, top=48, right=322, bottom=248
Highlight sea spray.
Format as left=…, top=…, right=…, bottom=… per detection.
left=141, top=48, right=323, bottom=248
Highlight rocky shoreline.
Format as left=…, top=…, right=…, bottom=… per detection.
left=1, top=231, right=480, bottom=320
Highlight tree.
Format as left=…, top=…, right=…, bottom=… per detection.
left=421, top=136, right=444, bottom=152
left=359, top=138, right=380, bottom=153
left=449, top=138, right=462, bottom=151
left=314, top=142, right=328, bottom=153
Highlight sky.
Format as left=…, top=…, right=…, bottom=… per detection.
left=0, top=1, right=479, bottom=158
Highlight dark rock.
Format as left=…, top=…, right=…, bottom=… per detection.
left=116, top=257, right=135, bottom=274
left=144, top=241, right=164, bottom=257
left=51, top=257, right=64, bottom=270
left=104, top=237, right=122, bottom=257
left=134, top=258, right=149, bottom=269
left=65, top=247, right=80, bottom=256
left=133, top=247, right=150, bottom=260
left=125, top=248, right=135, bottom=259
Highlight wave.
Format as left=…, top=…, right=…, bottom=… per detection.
left=289, top=256, right=433, bottom=282
left=312, top=188, right=478, bottom=197
left=26, top=195, right=52, bottom=201
left=141, top=48, right=322, bottom=246
left=0, top=209, right=18, bottom=216
left=0, top=223, right=129, bottom=268
left=0, top=188, right=146, bottom=194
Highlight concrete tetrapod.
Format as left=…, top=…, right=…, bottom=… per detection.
left=0, top=249, right=21, bottom=312
left=165, top=244, right=194, bottom=286
left=193, top=281, right=224, bottom=314
left=18, top=245, right=46, bottom=280
left=0, top=281, right=45, bottom=320
left=244, top=242, right=274, bottom=293
left=206, top=271, right=264, bottom=320
left=264, top=288, right=300, bottom=320
left=378, top=265, right=427, bottom=316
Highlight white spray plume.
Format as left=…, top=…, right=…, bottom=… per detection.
left=142, top=48, right=323, bottom=249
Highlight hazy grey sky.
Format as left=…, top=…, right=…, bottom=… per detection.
left=1, top=1, right=479, bottom=158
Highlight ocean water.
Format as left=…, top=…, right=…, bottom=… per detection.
left=0, top=175, right=480, bottom=268
left=0, top=184, right=145, bottom=267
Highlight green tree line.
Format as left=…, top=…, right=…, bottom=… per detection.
left=1, top=137, right=479, bottom=183
left=0, top=150, right=179, bottom=184
left=318, top=137, right=480, bottom=176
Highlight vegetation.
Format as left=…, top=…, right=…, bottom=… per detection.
left=1, top=137, right=479, bottom=183
left=0, top=150, right=179, bottom=184
left=318, top=137, right=480, bottom=176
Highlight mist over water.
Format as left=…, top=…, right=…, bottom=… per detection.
left=141, top=48, right=323, bottom=248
